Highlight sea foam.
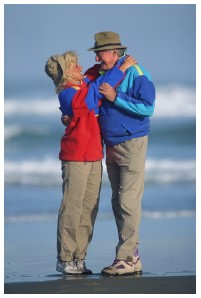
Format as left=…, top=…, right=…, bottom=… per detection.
left=4, top=156, right=195, bottom=186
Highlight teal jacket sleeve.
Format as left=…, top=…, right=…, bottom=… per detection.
left=114, top=63, right=156, bottom=117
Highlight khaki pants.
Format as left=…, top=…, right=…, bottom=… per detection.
left=106, top=136, right=148, bottom=261
left=57, top=160, right=102, bottom=262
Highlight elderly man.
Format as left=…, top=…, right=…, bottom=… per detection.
left=88, top=31, right=155, bottom=276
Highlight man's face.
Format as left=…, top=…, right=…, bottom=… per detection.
left=94, top=50, right=118, bottom=71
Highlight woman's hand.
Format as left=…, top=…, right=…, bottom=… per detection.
left=119, top=55, right=137, bottom=72
left=61, top=115, right=71, bottom=126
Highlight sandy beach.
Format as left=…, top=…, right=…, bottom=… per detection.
left=4, top=215, right=196, bottom=294
left=5, top=275, right=196, bottom=294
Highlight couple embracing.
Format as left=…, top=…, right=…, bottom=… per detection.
left=45, top=31, right=155, bottom=276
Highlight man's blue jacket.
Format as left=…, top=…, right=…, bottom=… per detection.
left=99, top=56, right=156, bottom=146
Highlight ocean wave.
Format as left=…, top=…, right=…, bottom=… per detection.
left=4, top=98, right=60, bottom=116
left=145, top=159, right=196, bottom=183
left=4, top=123, right=62, bottom=144
left=4, top=84, right=195, bottom=118
left=153, top=84, right=195, bottom=118
left=4, top=124, right=60, bottom=141
left=4, top=121, right=195, bottom=144
left=4, top=157, right=196, bottom=186
left=4, top=157, right=61, bottom=186
left=4, top=209, right=195, bottom=223
left=4, top=125, right=23, bottom=140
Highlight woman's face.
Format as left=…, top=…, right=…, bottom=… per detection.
left=67, top=63, right=84, bottom=82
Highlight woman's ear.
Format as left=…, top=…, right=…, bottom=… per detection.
left=65, top=70, right=71, bottom=77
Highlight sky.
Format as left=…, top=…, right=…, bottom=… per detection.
left=4, top=2, right=196, bottom=88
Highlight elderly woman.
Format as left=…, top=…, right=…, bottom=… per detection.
left=45, top=51, right=135, bottom=275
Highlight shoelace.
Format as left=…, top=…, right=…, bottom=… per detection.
left=112, top=259, right=135, bottom=267
left=76, top=260, right=86, bottom=269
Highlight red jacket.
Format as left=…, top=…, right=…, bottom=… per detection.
left=59, top=81, right=103, bottom=161
left=59, top=64, right=125, bottom=161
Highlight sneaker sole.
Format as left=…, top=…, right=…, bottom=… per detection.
left=101, top=270, right=142, bottom=276
left=56, top=267, right=82, bottom=275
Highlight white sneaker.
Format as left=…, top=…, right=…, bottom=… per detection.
left=56, top=260, right=82, bottom=275
left=75, top=259, right=92, bottom=275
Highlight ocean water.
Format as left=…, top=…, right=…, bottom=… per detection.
left=4, top=82, right=196, bottom=223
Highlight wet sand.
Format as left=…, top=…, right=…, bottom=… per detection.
left=4, top=275, right=196, bottom=294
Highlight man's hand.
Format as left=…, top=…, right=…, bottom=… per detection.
left=61, top=115, right=71, bottom=126
left=99, top=83, right=117, bottom=102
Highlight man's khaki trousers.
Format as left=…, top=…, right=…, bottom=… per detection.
left=106, top=136, right=148, bottom=261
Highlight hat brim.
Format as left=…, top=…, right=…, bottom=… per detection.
left=88, top=45, right=127, bottom=51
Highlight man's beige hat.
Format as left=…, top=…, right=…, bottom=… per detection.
left=88, top=31, right=127, bottom=51
left=45, top=54, right=66, bottom=86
